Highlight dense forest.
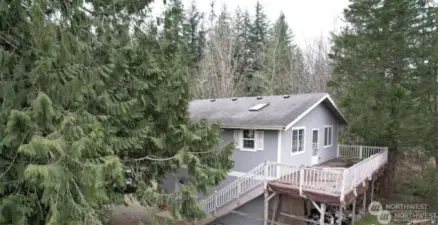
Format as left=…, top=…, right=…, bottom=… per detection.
left=186, top=1, right=330, bottom=98
left=0, top=0, right=437, bottom=224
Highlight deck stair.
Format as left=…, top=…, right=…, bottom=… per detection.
left=194, top=145, right=388, bottom=225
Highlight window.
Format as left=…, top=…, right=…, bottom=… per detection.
left=243, top=130, right=255, bottom=149
left=324, top=126, right=333, bottom=147
left=312, top=129, right=318, bottom=156
left=234, top=129, right=264, bottom=151
left=292, top=128, right=305, bottom=154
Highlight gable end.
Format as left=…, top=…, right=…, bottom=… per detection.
left=284, top=95, right=347, bottom=130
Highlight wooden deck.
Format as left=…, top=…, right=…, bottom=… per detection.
left=267, top=145, right=388, bottom=205
left=314, top=157, right=362, bottom=168
left=185, top=145, right=389, bottom=225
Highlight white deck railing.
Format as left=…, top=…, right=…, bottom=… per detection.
left=340, top=147, right=388, bottom=201
left=203, top=162, right=268, bottom=213
left=202, top=161, right=296, bottom=213
left=338, top=144, right=385, bottom=159
left=202, top=145, right=388, bottom=213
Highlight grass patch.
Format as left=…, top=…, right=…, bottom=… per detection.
left=356, top=215, right=394, bottom=225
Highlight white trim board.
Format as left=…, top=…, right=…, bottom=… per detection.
left=277, top=130, right=282, bottom=178
left=325, top=95, right=348, bottom=124
left=284, top=94, right=329, bottom=131
left=323, top=125, right=334, bottom=148
left=221, top=124, right=283, bottom=130
left=291, top=126, right=306, bottom=156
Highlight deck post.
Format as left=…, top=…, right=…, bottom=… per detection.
left=340, top=169, right=347, bottom=202
left=359, top=146, right=363, bottom=159
left=237, top=181, right=241, bottom=203
left=370, top=178, right=375, bottom=202
left=338, top=206, right=343, bottom=225
left=320, top=203, right=326, bottom=225
left=264, top=190, right=269, bottom=225
left=363, top=190, right=367, bottom=215
left=214, top=190, right=218, bottom=215
left=352, top=199, right=356, bottom=225
left=299, top=167, right=304, bottom=196
left=270, top=194, right=278, bottom=223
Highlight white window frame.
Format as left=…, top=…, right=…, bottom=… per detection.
left=241, top=129, right=257, bottom=152
left=234, top=129, right=264, bottom=152
left=291, top=127, right=305, bottom=156
left=312, top=128, right=319, bottom=156
left=324, top=125, right=333, bottom=148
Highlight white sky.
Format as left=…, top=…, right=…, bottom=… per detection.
left=191, top=0, right=349, bottom=48
left=152, top=0, right=349, bottom=48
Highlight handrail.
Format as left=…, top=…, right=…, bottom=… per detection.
left=340, top=147, right=388, bottom=201
left=202, top=161, right=294, bottom=213
left=201, top=145, right=389, bottom=215
left=339, top=145, right=386, bottom=159
left=203, top=162, right=268, bottom=213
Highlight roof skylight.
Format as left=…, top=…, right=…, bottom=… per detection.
left=249, top=103, right=270, bottom=111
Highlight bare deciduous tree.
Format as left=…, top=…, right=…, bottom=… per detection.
left=301, top=35, right=333, bottom=93
left=194, top=6, right=248, bottom=99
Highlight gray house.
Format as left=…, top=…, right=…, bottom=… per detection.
left=159, top=92, right=348, bottom=224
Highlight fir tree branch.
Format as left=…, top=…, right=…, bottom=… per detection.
left=0, top=131, right=29, bottom=179
left=122, top=150, right=211, bottom=162
left=123, top=155, right=177, bottom=162
left=72, top=178, right=85, bottom=202
left=0, top=34, right=18, bottom=50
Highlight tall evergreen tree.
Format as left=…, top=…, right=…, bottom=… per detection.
left=258, top=12, right=299, bottom=95
left=250, top=1, right=269, bottom=49
left=0, top=0, right=234, bottom=224
left=232, top=8, right=253, bottom=89
left=183, top=1, right=206, bottom=68
left=329, top=0, right=432, bottom=198
left=247, top=1, right=270, bottom=95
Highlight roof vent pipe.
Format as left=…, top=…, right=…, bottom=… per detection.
left=256, top=96, right=263, bottom=100
left=283, top=95, right=290, bottom=98
left=231, top=97, right=237, bottom=101
left=210, top=99, right=216, bottom=102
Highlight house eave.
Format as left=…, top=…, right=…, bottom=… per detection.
left=220, top=124, right=284, bottom=130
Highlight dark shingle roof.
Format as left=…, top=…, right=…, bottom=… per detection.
left=189, top=93, right=347, bottom=130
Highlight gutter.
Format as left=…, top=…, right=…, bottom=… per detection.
left=220, top=124, right=284, bottom=130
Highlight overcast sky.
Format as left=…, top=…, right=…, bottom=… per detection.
left=190, top=0, right=349, bottom=48
left=152, top=0, right=349, bottom=48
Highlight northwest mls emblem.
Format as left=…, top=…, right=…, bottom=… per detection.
left=377, top=210, right=392, bottom=224
left=368, top=201, right=383, bottom=216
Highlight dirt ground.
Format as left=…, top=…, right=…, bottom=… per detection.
left=105, top=205, right=156, bottom=225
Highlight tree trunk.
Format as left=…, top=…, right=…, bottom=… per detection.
left=379, top=147, right=397, bottom=199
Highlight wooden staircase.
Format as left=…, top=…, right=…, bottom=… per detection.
left=194, top=162, right=276, bottom=225
left=196, top=184, right=264, bottom=224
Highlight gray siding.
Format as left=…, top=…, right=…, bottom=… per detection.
left=158, top=167, right=190, bottom=194
left=158, top=129, right=278, bottom=197
left=280, top=103, right=339, bottom=166
left=158, top=169, right=237, bottom=199
left=213, top=196, right=264, bottom=225
left=223, top=129, right=278, bottom=172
